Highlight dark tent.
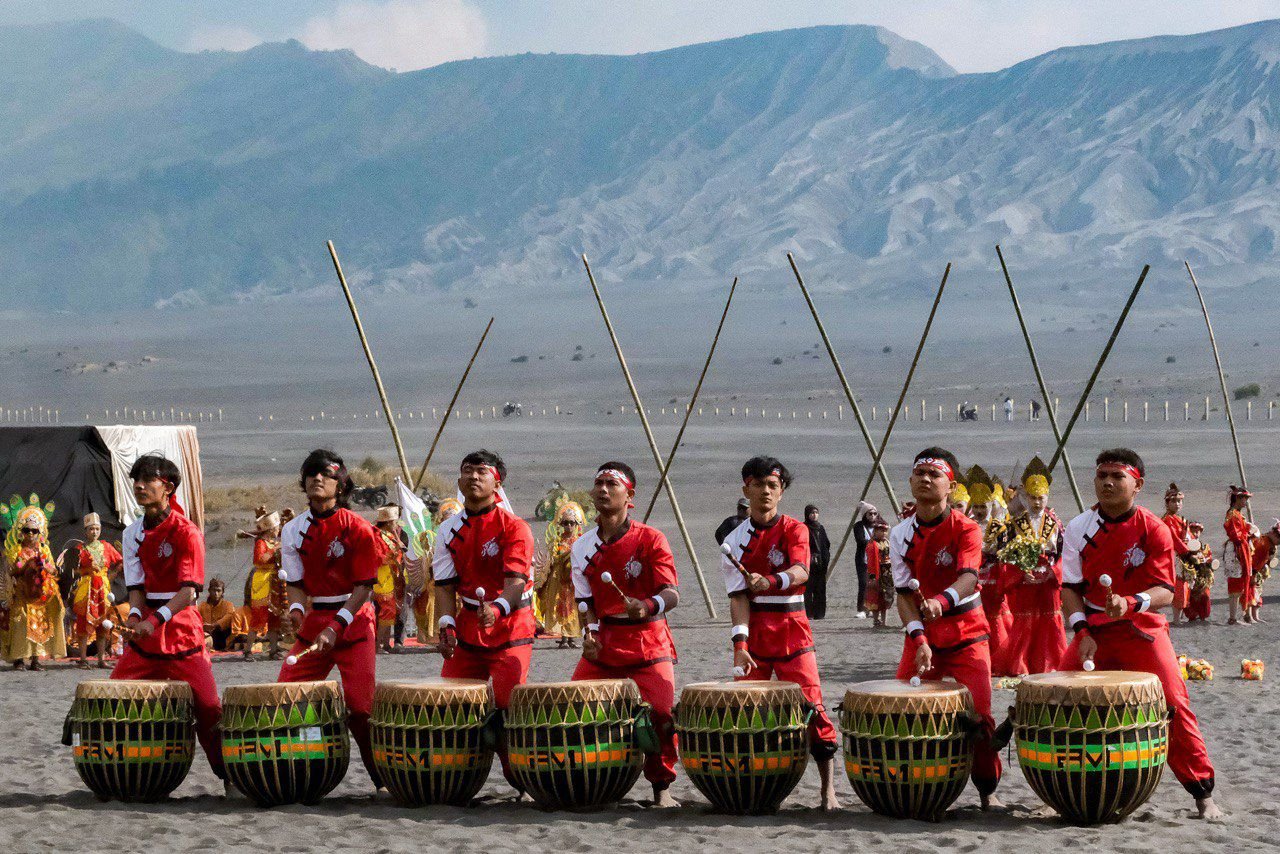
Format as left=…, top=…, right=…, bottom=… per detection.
left=0, top=427, right=122, bottom=550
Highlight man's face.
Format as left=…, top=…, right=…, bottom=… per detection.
left=84, top=523, right=102, bottom=542
left=910, top=464, right=951, bottom=505
left=806, top=509, right=819, bottom=523
left=1094, top=466, right=1141, bottom=509
left=209, top=583, right=224, bottom=603
left=458, top=462, right=499, bottom=503
left=305, top=469, right=340, bottom=503
left=736, top=504, right=749, bottom=519
left=1165, top=495, right=1183, bottom=514
left=1025, top=492, right=1049, bottom=516
left=591, top=473, right=631, bottom=515
left=742, top=475, right=784, bottom=516
left=133, top=475, right=170, bottom=508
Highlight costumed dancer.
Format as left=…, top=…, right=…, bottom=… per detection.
left=1161, top=484, right=1193, bottom=625
left=372, top=505, right=407, bottom=653
left=278, top=450, right=388, bottom=788
left=109, top=455, right=225, bottom=781
left=410, top=497, right=461, bottom=644
left=572, top=462, right=681, bottom=807
left=966, top=466, right=1012, bottom=672
left=721, top=456, right=840, bottom=811
left=70, top=512, right=121, bottom=669
left=434, top=450, right=536, bottom=795
left=865, top=517, right=892, bottom=627
left=994, top=457, right=1066, bottom=676
left=892, top=448, right=1002, bottom=808
left=1253, top=519, right=1279, bottom=622
left=541, top=498, right=585, bottom=647
left=245, top=510, right=285, bottom=661
left=2, top=495, right=67, bottom=670
left=1059, top=448, right=1219, bottom=818
left=1183, top=522, right=1215, bottom=622
left=1223, top=485, right=1256, bottom=625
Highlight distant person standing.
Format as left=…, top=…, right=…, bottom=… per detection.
left=1003, top=397, right=1014, bottom=422
left=715, top=497, right=750, bottom=545
left=804, top=505, right=831, bottom=620
left=1030, top=399, right=1042, bottom=421
left=852, top=501, right=877, bottom=617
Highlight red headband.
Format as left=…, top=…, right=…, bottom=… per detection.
left=1097, top=462, right=1141, bottom=481
left=913, top=458, right=955, bottom=481
left=597, top=469, right=634, bottom=490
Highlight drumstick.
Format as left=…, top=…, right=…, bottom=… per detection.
left=475, top=586, right=486, bottom=600
left=285, top=644, right=319, bottom=666
left=909, top=675, right=922, bottom=687
left=1098, top=573, right=1113, bottom=595
left=732, top=666, right=746, bottom=678
left=1082, top=660, right=1096, bottom=672
left=100, top=619, right=136, bottom=636
left=720, top=543, right=753, bottom=582
left=599, top=571, right=627, bottom=601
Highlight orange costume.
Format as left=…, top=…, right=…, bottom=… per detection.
left=249, top=536, right=286, bottom=633
left=994, top=510, right=1066, bottom=676
left=1223, top=506, right=1255, bottom=604
left=373, top=528, right=406, bottom=629
left=73, top=540, right=121, bottom=641
left=2, top=496, right=68, bottom=663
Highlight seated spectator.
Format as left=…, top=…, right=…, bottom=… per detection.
left=198, top=578, right=236, bottom=651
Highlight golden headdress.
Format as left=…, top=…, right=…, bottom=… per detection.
left=433, top=496, right=463, bottom=525
left=545, top=498, right=587, bottom=554
left=949, top=481, right=970, bottom=506
left=965, top=465, right=994, bottom=506
left=1021, top=456, right=1052, bottom=498
left=2, top=493, right=55, bottom=566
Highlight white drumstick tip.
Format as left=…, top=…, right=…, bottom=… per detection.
left=578, top=601, right=588, bottom=613
left=909, top=675, right=921, bottom=687
left=732, top=666, right=746, bottom=678
left=107, top=593, right=115, bottom=604
left=908, top=578, right=920, bottom=591
left=601, top=571, right=613, bottom=584
left=1083, top=659, right=1096, bottom=672
left=286, top=655, right=299, bottom=666
left=277, top=569, right=288, bottom=580
left=1098, top=574, right=1112, bottom=588
left=475, top=587, right=486, bottom=599
left=101, top=619, right=114, bottom=631
left=720, top=543, right=733, bottom=556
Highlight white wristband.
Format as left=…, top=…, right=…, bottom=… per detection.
left=289, top=602, right=306, bottom=615
left=905, top=620, right=925, bottom=635
left=1068, top=611, right=1086, bottom=629
left=942, top=587, right=960, bottom=608
left=336, top=607, right=355, bottom=626
left=731, top=623, right=749, bottom=638
left=156, top=605, right=173, bottom=623
left=494, top=598, right=512, bottom=617
left=1134, top=592, right=1151, bottom=613
left=776, top=571, right=791, bottom=591
left=128, top=607, right=143, bottom=620
left=586, top=622, right=600, bottom=633
left=650, top=595, right=666, bottom=615
left=437, top=614, right=456, bottom=629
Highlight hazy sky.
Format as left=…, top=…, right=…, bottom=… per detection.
left=3, top=0, right=1279, bottom=73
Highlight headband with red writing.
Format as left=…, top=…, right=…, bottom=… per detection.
left=461, top=462, right=502, bottom=484
left=1096, top=462, right=1142, bottom=481
left=597, top=469, right=634, bottom=490
left=913, top=457, right=955, bottom=481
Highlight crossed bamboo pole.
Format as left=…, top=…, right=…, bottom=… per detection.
left=582, top=255, right=717, bottom=619
left=413, top=317, right=494, bottom=489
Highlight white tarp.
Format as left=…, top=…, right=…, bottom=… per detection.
left=95, top=425, right=204, bottom=528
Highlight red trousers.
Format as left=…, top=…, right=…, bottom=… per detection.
left=112, top=646, right=225, bottom=780
left=896, top=639, right=1001, bottom=796
left=737, top=650, right=838, bottom=759
left=277, top=610, right=378, bottom=785
left=441, top=642, right=534, bottom=788
left=572, top=657, right=677, bottom=789
left=1061, top=625, right=1215, bottom=798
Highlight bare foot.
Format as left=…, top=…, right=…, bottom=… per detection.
left=981, top=793, right=1005, bottom=811
left=1196, top=797, right=1223, bottom=820
left=652, top=787, right=680, bottom=808
left=820, top=790, right=842, bottom=811
left=512, top=790, right=535, bottom=803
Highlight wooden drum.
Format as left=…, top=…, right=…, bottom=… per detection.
left=65, top=680, right=195, bottom=802
left=839, top=679, right=975, bottom=821
left=371, top=679, right=495, bottom=806
left=505, top=679, right=651, bottom=810
left=674, top=681, right=810, bottom=815
left=221, top=681, right=350, bottom=806
left=1013, top=671, right=1168, bottom=824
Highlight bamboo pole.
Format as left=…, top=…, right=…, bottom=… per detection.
left=1048, top=265, right=1149, bottom=472
left=828, top=263, right=950, bottom=577
left=996, top=245, right=1084, bottom=512
left=786, top=253, right=899, bottom=512
left=1185, top=262, right=1251, bottom=521
left=641, top=277, right=738, bottom=521
left=327, top=240, right=412, bottom=484
left=412, top=317, right=494, bottom=489
left=582, top=255, right=716, bottom=619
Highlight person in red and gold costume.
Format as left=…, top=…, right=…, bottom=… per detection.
left=245, top=510, right=285, bottom=661
left=110, top=454, right=225, bottom=781
left=1161, top=484, right=1192, bottom=625
left=1182, top=522, right=1216, bottom=622
left=2, top=495, right=67, bottom=670
left=278, top=449, right=388, bottom=788
left=541, top=499, right=586, bottom=647
left=434, top=449, right=536, bottom=796
left=1223, top=485, right=1256, bottom=625
left=372, top=505, right=407, bottom=653
left=1059, top=447, right=1219, bottom=818
left=722, top=455, right=840, bottom=811
left=1253, top=520, right=1279, bottom=621
left=892, top=448, right=1002, bottom=809
left=408, top=497, right=461, bottom=645
left=572, top=461, right=680, bottom=807
left=993, top=457, right=1066, bottom=676
left=865, top=517, right=892, bottom=627
left=70, top=512, right=121, bottom=669
left=964, top=465, right=1012, bottom=674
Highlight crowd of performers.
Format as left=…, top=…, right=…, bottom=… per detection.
left=10, top=440, right=1280, bottom=820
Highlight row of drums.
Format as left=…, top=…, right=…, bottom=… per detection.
left=65, top=671, right=1170, bottom=824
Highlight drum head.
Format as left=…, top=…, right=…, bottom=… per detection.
left=74, top=679, right=193, bottom=702
left=374, top=679, right=491, bottom=707
left=679, top=681, right=806, bottom=708
left=1016, top=671, right=1164, bottom=706
left=841, top=679, right=972, bottom=714
left=223, top=681, right=342, bottom=706
left=509, top=679, right=639, bottom=708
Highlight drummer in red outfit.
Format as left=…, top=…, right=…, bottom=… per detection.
left=1223, top=485, right=1257, bottom=625
left=571, top=461, right=681, bottom=808
left=434, top=449, right=536, bottom=794
left=277, top=449, right=388, bottom=788
left=1059, top=448, right=1220, bottom=819
left=891, top=447, right=1002, bottom=809
left=113, top=453, right=225, bottom=782
left=721, top=456, right=840, bottom=811
left=1161, top=483, right=1192, bottom=625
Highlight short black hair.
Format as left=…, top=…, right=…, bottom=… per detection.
left=300, top=449, right=354, bottom=507
left=129, top=453, right=181, bottom=494
left=741, top=456, right=792, bottom=489
left=914, top=447, right=960, bottom=476
left=1096, top=448, right=1145, bottom=477
left=804, top=504, right=819, bottom=516
left=597, top=461, right=637, bottom=490
left=461, top=449, right=507, bottom=484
